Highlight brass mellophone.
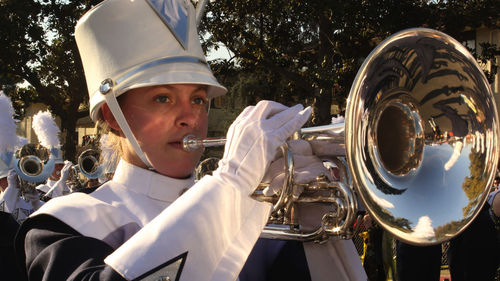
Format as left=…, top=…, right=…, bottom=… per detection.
left=184, top=28, right=500, bottom=246
left=73, top=149, right=102, bottom=179
left=13, top=143, right=56, bottom=197
left=66, top=149, right=104, bottom=190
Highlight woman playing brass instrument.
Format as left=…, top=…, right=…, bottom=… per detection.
left=0, top=93, right=44, bottom=223
left=15, top=0, right=366, bottom=280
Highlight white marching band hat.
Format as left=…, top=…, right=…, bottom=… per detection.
left=75, top=0, right=227, bottom=169
left=76, top=0, right=227, bottom=122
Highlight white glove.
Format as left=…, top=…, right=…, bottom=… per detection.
left=7, top=168, right=41, bottom=204
left=60, top=160, right=73, bottom=181
left=4, top=169, right=38, bottom=205
left=261, top=139, right=340, bottom=232
left=1, top=170, right=43, bottom=214
left=0, top=170, right=19, bottom=212
left=46, top=160, right=74, bottom=198
left=261, top=139, right=332, bottom=196
left=213, top=101, right=312, bottom=194
left=7, top=169, right=18, bottom=190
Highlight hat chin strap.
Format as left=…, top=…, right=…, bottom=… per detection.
left=102, top=90, right=155, bottom=170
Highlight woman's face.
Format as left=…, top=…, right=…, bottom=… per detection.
left=50, top=163, right=65, bottom=181
left=108, top=84, right=209, bottom=178
left=0, top=177, right=7, bottom=191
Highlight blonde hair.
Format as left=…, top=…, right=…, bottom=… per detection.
left=96, top=119, right=123, bottom=163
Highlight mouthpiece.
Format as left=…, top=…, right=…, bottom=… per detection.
left=182, top=135, right=227, bottom=152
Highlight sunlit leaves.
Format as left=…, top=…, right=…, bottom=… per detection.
left=202, top=0, right=499, bottom=125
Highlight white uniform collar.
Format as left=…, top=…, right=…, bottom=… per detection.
left=112, top=159, right=194, bottom=203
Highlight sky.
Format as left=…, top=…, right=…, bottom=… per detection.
left=206, top=44, right=233, bottom=61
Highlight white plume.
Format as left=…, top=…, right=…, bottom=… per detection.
left=32, top=110, right=61, bottom=149
left=0, top=91, right=20, bottom=154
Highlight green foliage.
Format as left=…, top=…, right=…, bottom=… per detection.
left=462, top=151, right=489, bottom=217
left=201, top=0, right=500, bottom=125
left=1, top=0, right=499, bottom=159
left=0, top=0, right=101, bottom=160
left=474, top=42, right=500, bottom=83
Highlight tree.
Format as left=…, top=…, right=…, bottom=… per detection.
left=1, top=0, right=499, bottom=161
left=201, top=0, right=500, bottom=125
left=0, top=0, right=100, bottom=161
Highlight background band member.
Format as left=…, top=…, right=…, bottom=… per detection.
left=31, top=110, right=73, bottom=200
left=0, top=93, right=44, bottom=223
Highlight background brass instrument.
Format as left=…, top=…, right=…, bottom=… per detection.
left=75, top=149, right=102, bottom=179
left=13, top=143, right=56, bottom=196
left=68, top=149, right=103, bottom=190
left=186, top=28, right=499, bottom=245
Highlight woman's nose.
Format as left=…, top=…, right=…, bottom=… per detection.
left=175, top=101, right=199, bottom=127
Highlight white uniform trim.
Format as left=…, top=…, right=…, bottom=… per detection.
left=33, top=160, right=192, bottom=247
left=33, top=159, right=273, bottom=281
left=304, top=240, right=367, bottom=281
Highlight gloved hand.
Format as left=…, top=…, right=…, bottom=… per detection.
left=6, top=169, right=18, bottom=190
left=261, top=139, right=344, bottom=232
left=60, top=160, right=73, bottom=182
left=46, top=160, right=74, bottom=198
left=0, top=170, right=18, bottom=212
left=261, top=139, right=332, bottom=196
left=213, top=101, right=312, bottom=194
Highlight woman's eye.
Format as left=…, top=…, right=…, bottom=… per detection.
left=192, top=97, right=208, bottom=105
left=155, top=95, right=170, bottom=103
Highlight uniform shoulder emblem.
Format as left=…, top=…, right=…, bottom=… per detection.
left=134, top=251, right=187, bottom=281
